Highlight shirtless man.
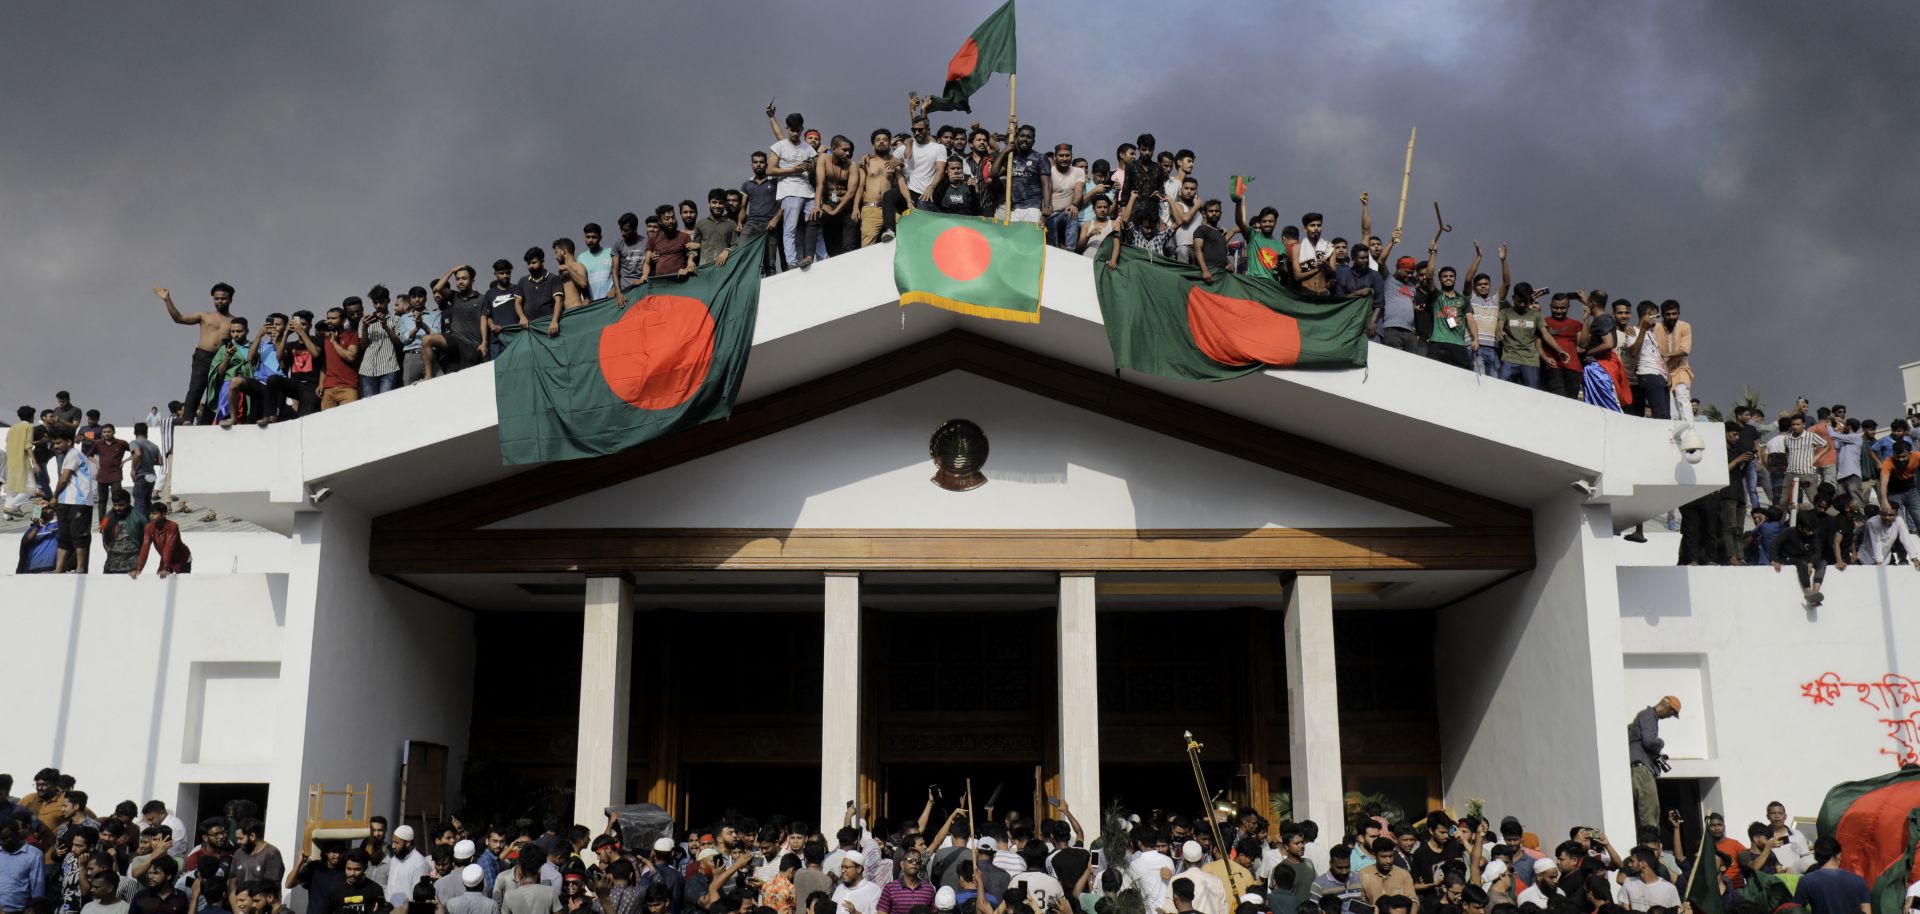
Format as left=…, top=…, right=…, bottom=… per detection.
left=850, top=127, right=910, bottom=247
left=552, top=238, right=592, bottom=311
left=813, top=135, right=857, bottom=257
left=154, top=283, right=238, bottom=426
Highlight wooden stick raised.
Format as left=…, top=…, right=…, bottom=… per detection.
left=1003, top=75, right=1019, bottom=224
left=1394, top=126, right=1417, bottom=237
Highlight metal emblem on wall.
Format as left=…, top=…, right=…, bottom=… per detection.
left=929, top=419, right=989, bottom=491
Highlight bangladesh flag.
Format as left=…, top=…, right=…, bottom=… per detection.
left=894, top=210, right=1045, bottom=323
left=1682, top=807, right=1725, bottom=914
left=1093, top=237, right=1369, bottom=381
left=925, top=0, right=1017, bottom=114
left=493, top=233, right=768, bottom=465
left=1817, top=768, right=1920, bottom=914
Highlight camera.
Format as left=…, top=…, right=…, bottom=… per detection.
left=1655, top=753, right=1672, bottom=774
left=1676, top=426, right=1706, bottom=465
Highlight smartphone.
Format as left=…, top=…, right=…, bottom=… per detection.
left=1045, top=796, right=1062, bottom=808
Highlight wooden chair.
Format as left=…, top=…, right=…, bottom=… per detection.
left=304, top=783, right=373, bottom=857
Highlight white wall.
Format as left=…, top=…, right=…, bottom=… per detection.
left=0, top=573, right=288, bottom=831
left=1433, top=490, right=1637, bottom=842
left=275, top=502, right=476, bottom=853
left=1619, top=565, right=1920, bottom=825
left=1, top=530, right=291, bottom=574
left=490, top=371, right=1439, bottom=531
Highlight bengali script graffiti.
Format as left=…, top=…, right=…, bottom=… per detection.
left=1801, top=673, right=1920, bottom=765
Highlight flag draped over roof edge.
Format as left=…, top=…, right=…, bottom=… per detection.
left=1092, top=237, right=1370, bottom=381
left=493, top=234, right=767, bottom=465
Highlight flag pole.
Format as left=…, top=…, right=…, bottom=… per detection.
left=1394, top=126, right=1417, bottom=240
left=1003, top=74, right=1017, bottom=225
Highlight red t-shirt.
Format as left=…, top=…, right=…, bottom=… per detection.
left=91, top=438, right=129, bottom=484
left=1544, top=317, right=1583, bottom=369
left=321, top=330, right=361, bottom=390
left=647, top=230, right=691, bottom=277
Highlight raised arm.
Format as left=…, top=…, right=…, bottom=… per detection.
left=154, top=287, right=197, bottom=325
left=1497, top=245, right=1511, bottom=302
left=1358, top=192, right=1371, bottom=256
left=1464, top=242, right=1483, bottom=296
left=1234, top=194, right=1251, bottom=237
left=765, top=100, right=783, bottom=141
left=431, top=265, right=459, bottom=297
left=1379, top=227, right=1402, bottom=265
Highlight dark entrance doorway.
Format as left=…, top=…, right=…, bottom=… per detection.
left=681, top=764, right=820, bottom=829
left=880, top=763, right=1045, bottom=828
left=1658, top=776, right=1713, bottom=852
left=1099, top=761, right=1238, bottom=823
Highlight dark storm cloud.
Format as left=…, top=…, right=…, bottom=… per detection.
left=2, top=0, right=1914, bottom=425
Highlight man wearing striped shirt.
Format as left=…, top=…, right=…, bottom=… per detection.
left=1781, top=415, right=1830, bottom=507
left=877, top=853, right=934, bottom=914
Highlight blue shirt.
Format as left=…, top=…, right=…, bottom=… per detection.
left=1747, top=520, right=1785, bottom=564
left=1792, top=866, right=1868, bottom=914
left=252, top=338, right=282, bottom=382
left=476, top=850, right=502, bottom=895
left=1872, top=434, right=1912, bottom=461
left=0, top=843, right=47, bottom=910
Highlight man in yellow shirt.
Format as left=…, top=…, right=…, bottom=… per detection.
left=3, top=406, right=37, bottom=516
left=1200, top=838, right=1257, bottom=906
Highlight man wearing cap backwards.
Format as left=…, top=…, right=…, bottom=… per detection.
left=1514, top=858, right=1560, bottom=909
left=1373, top=256, right=1422, bottom=353
left=387, top=826, right=435, bottom=907
left=1170, top=842, right=1226, bottom=914
left=1627, top=696, right=1681, bottom=831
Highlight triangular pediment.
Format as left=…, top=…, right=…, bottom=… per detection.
left=365, top=333, right=1534, bottom=575
left=485, top=369, right=1441, bottom=532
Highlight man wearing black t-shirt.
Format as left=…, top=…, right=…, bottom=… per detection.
left=511, top=248, right=564, bottom=338
left=431, top=264, right=490, bottom=371
left=321, top=851, right=392, bottom=914
left=1408, top=816, right=1464, bottom=913
left=130, top=856, right=189, bottom=914
left=483, top=260, right=519, bottom=359
left=1193, top=199, right=1231, bottom=283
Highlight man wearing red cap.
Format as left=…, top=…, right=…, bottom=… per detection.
left=1627, top=696, right=1681, bottom=831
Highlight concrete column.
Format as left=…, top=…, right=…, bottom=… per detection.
left=1057, top=573, right=1101, bottom=818
left=1284, top=573, right=1342, bottom=870
left=574, top=575, right=634, bottom=827
left=1433, top=491, right=1636, bottom=846
left=820, top=573, right=862, bottom=831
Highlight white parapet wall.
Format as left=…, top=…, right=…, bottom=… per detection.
left=1617, top=564, right=1920, bottom=823
left=0, top=572, right=289, bottom=831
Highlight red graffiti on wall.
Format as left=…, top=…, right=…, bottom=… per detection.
left=1801, top=673, right=1920, bottom=765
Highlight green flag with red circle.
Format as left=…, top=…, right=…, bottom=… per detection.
left=493, top=233, right=768, bottom=465
left=1092, top=236, right=1370, bottom=381
left=924, top=0, right=1018, bottom=114
left=894, top=209, right=1045, bottom=323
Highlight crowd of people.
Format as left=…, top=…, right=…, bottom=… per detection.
left=118, top=95, right=1721, bottom=433
left=10, top=96, right=1920, bottom=585
left=1671, top=399, right=1920, bottom=599
left=0, top=766, right=1878, bottom=914
left=2, top=394, right=191, bottom=575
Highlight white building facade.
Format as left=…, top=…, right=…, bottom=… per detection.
left=5, top=246, right=1913, bottom=859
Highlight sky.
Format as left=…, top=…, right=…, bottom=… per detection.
left=3, top=0, right=1916, bottom=426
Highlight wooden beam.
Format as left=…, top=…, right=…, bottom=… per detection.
left=368, top=525, right=1533, bottom=574
left=373, top=332, right=1527, bottom=535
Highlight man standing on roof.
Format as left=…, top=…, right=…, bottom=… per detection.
left=154, top=285, right=239, bottom=425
